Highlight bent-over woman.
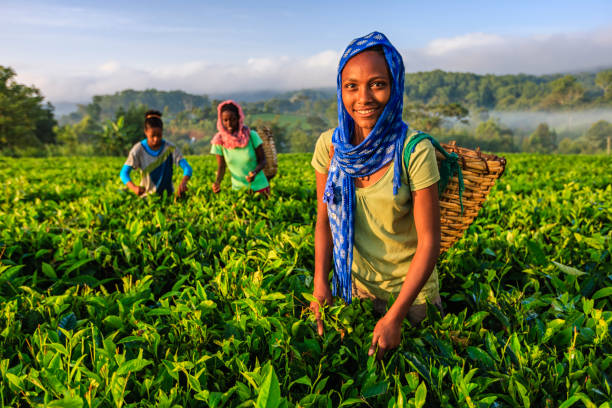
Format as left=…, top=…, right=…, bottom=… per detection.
left=310, top=32, right=442, bottom=360
left=210, top=100, right=269, bottom=196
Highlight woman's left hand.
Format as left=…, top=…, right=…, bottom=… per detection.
left=176, top=181, right=189, bottom=197
left=368, top=313, right=402, bottom=360
left=245, top=171, right=256, bottom=182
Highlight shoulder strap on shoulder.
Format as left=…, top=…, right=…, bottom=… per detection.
left=403, top=130, right=465, bottom=212
left=403, top=131, right=432, bottom=172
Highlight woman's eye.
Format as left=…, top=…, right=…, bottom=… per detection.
left=372, top=81, right=387, bottom=88
left=344, top=83, right=356, bottom=89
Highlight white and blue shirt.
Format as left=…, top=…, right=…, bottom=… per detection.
left=121, top=139, right=191, bottom=195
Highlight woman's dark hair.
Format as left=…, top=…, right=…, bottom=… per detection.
left=220, top=103, right=239, bottom=117
left=368, top=45, right=385, bottom=55
left=145, top=109, right=162, bottom=119
left=144, top=116, right=163, bottom=129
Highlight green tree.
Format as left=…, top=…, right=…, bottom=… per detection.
left=306, top=115, right=329, bottom=134
left=0, top=65, right=57, bottom=150
left=325, top=101, right=337, bottom=125
left=595, top=70, right=612, bottom=100
left=541, top=75, right=584, bottom=108
left=404, top=102, right=469, bottom=133
left=474, top=119, right=515, bottom=152
left=523, top=123, right=557, bottom=153
left=584, top=120, right=612, bottom=151
left=558, top=137, right=582, bottom=154
left=35, top=102, right=58, bottom=144
left=55, top=114, right=103, bottom=148
left=97, top=116, right=135, bottom=156
left=115, top=103, right=147, bottom=144
left=290, top=129, right=315, bottom=153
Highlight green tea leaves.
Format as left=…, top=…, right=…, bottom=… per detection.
left=255, top=363, right=282, bottom=408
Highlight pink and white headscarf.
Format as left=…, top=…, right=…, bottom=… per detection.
left=211, top=100, right=250, bottom=149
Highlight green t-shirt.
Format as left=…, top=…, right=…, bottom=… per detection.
left=311, top=129, right=441, bottom=303
left=211, top=130, right=270, bottom=191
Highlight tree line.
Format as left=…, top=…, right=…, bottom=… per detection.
left=1, top=64, right=611, bottom=156
left=404, top=69, right=612, bottom=110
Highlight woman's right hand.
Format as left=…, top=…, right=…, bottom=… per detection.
left=310, top=282, right=333, bottom=336
left=211, top=182, right=221, bottom=193
left=131, top=185, right=145, bottom=196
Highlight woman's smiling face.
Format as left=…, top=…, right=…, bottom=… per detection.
left=221, top=110, right=239, bottom=134
left=341, top=49, right=391, bottom=139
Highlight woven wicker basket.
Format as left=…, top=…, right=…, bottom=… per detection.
left=436, top=141, right=506, bottom=254
left=257, top=126, right=278, bottom=180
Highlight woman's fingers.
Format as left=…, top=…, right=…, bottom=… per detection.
left=368, top=334, right=387, bottom=360
left=309, top=301, right=324, bottom=336
left=368, top=332, right=380, bottom=357
left=316, top=313, right=324, bottom=336
left=376, top=342, right=386, bottom=360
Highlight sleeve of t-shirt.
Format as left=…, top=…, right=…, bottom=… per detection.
left=250, top=130, right=263, bottom=149
left=311, top=129, right=334, bottom=174
left=211, top=143, right=223, bottom=155
left=178, top=159, right=193, bottom=177
left=124, top=144, right=141, bottom=169
left=407, top=138, right=440, bottom=191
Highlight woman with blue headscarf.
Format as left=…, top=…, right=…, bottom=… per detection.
left=310, top=32, right=442, bottom=360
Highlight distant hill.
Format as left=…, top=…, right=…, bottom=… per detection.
left=94, top=89, right=211, bottom=117
left=58, top=69, right=612, bottom=124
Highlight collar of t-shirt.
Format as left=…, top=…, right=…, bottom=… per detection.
left=141, top=139, right=165, bottom=156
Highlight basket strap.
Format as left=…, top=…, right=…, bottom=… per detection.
left=404, top=131, right=465, bottom=214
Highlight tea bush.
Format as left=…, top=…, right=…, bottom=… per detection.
left=0, top=154, right=610, bottom=407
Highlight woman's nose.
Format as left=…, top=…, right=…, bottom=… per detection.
left=357, top=86, right=372, bottom=104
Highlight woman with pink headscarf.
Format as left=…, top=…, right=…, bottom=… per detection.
left=210, top=100, right=270, bottom=195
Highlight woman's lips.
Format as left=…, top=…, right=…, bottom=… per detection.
left=353, top=107, right=379, bottom=117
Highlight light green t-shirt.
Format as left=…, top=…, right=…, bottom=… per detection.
left=211, top=130, right=269, bottom=191
left=311, top=129, right=441, bottom=303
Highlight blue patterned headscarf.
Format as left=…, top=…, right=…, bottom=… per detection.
left=323, top=31, right=407, bottom=304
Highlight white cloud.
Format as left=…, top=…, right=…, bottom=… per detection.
left=16, top=50, right=341, bottom=102
left=404, top=26, right=612, bottom=75
left=425, top=33, right=505, bottom=56
left=99, top=61, right=121, bottom=74
left=13, top=26, right=612, bottom=104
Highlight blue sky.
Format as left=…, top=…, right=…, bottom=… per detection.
left=2, top=0, right=612, bottom=103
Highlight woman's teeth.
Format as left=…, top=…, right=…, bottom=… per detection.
left=356, top=108, right=376, bottom=114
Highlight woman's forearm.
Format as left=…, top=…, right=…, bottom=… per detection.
left=314, top=216, right=334, bottom=288
left=215, top=168, right=225, bottom=184
left=385, top=240, right=439, bottom=324
left=314, top=171, right=334, bottom=289
left=215, top=161, right=226, bottom=184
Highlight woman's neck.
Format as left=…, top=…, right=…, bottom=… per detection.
left=352, top=126, right=370, bottom=145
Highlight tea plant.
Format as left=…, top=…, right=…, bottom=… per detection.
left=0, top=154, right=610, bottom=407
